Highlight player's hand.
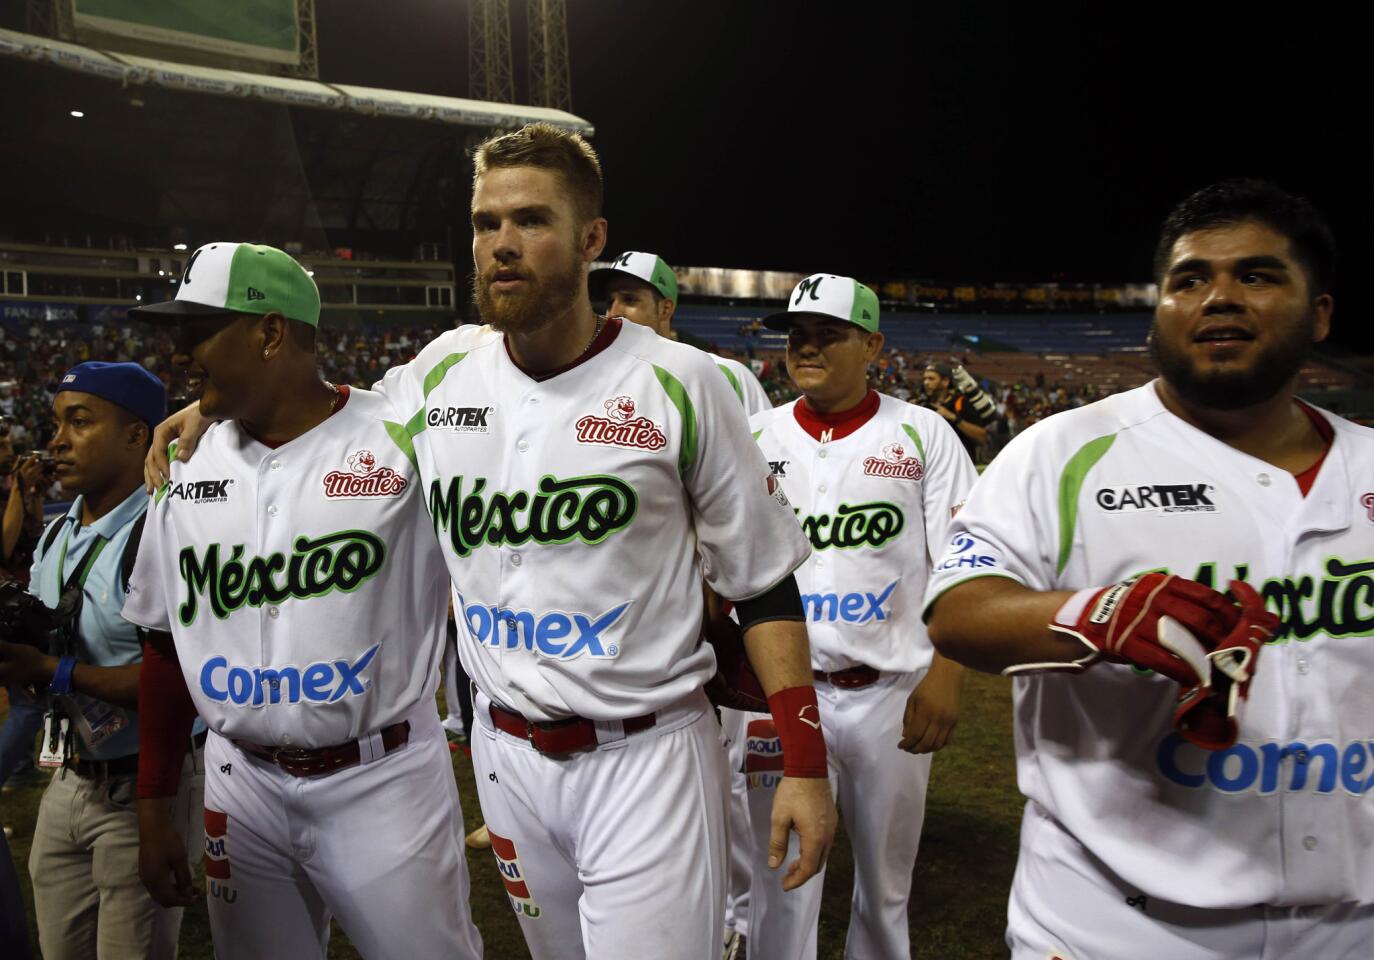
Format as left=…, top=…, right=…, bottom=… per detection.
left=144, top=401, right=213, bottom=493
left=137, top=798, right=199, bottom=907
left=768, top=775, right=836, bottom=892
left=1039, top=573, right=1241, bottom=685
left=899, top=655, right=963, bottom=754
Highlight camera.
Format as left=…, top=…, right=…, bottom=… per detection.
left=0, top=579, right=77, bottom=654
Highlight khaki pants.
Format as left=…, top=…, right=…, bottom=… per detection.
left=29, top=751, right=203, bottom=960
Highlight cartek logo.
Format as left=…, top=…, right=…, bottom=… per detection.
left=458, top=593, right=631, bottom=660
left=199, top=644, right=379, bottom=706
left=1095, top=483, right=1217, bottom=514
left=163, top=478, right=234, bottom=504
left=322, top=449, right=409, bottom=498
left=801, top=580, right=898, bottom=624
left=862, top=442, right=924, bottom=481
left=936, top=532, right=997, bottom=570
left=744, top=717, right=783, bottom=790
left=575, top=395, right=667, bottom=451
left=1157, top=733, right=1374, bottom=797
left=428, top=405, right=493, bottom=434
left=489, top=831, right=542, bottom=919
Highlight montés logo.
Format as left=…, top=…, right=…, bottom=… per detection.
left=797, top=501, right=904, bottom=551
left=862, top=441, right=923, bottom=481
left=429, top=473, right=638, bottom=558
left=199, top=644, right=380, bottom=707
left=1096, top=483, right=1216, bottom=513
left=575, top=395, right=666, bottom=451
left=428, top=405, right=493, bottom=434
left=163, top=478, right=234, bottom=504
left=177, top=530, right=386, bottom=625
left=322, top=449, right=408, bottom=499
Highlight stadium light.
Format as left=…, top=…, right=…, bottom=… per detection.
left=135, top=295, right=142, bottom=301
left=158, top=270, right=165, bottom=276
left=173, top=243, right=188, bottom=251
left=69, top=110, right=84, bottom=118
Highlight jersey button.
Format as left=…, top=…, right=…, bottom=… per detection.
left=268, top=505, right=279, bottom=518
left=1297, top=657, right=1309, bottom=675
left=1256, top=473, right=1272, bottom=486
left=517, top=440, right=529, bottom=452
left=1294, top=749, right=1310, bottom=763
left=818, top=483, right=827, bottom=493
left=510, top=553, right=522, bottom=566
left=818, top=450, right=828, bottom=459
left=1302, top=835, right=1318, bottom=851
left=529, top=397, right=540, bottom=404
left=267, top=606, right=280, bottom=619
left=270, top=459, right=282, bottom=471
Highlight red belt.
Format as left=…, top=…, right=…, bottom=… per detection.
left=488, top=702, right=655, bottom=755
left=234, top=721, right=410, bottom=778
left=813, top=666, right=881, bottom=689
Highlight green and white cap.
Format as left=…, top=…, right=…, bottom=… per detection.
left=763, top=273, right=879, bottom=333
left=130, top=242, right=322, bottom=327
left=589, top=251, right=678, bottom=303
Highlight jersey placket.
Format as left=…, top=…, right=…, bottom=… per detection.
left=495, top=377, right=545, bottom=672
left=797, top=420, right=861, bottom=658
left=258, top=448, right=289, bottom=747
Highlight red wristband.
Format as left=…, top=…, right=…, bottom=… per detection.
left=767, top=685, right=828, bottom=778
left=137, top=637, right=198, bottom=799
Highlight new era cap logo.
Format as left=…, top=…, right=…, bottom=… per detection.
left=247, top=287, right=266, bottom=301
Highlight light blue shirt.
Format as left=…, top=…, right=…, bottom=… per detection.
left=30, top=487, right=148, bottom=760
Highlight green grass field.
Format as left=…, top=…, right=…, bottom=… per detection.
left=2, top=672, right=1022, bottom=958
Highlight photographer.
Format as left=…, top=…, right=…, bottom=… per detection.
left=0, top=362, right=202, bottom=960
left=921, top=362, right=993, bottom=460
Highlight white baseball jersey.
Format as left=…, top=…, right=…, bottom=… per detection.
left=372, top=318, right=811, bottom=722
left=751, top=393, right=976, bottom=673
left=925, top=382, right=1374, bottom=908
left=123, top=389, right=451, bottom=748
left=716, top=356, right=772, bottom=416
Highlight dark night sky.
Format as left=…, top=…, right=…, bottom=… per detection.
left=315, top=4, right=1369, bottom=307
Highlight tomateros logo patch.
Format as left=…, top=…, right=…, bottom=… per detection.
left=1095, top=483, right=1216, bottom=514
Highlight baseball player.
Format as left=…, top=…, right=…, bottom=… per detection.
left=590, top=250, right=772, bottom=414
left=145, top=126, right=837, bottom=960
left=744, top=275, right=975, bottom=959
left=924, top=179, right=1371, bottom=959
left=591, top=249, right=769, bottom=956
left=123, top=243, right=483, bottom=960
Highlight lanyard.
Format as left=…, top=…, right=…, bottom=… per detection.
left=56, top=524, right=110, bottom=595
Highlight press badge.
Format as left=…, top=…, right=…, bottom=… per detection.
left=38, top=712, right=70, bottom=768
left=64, top=693, right=129, bottom=749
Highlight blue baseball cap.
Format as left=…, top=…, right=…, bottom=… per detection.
left=57, top=362, right=167, bottom=428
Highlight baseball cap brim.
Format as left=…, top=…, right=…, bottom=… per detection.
left=762, top=310, right=866, bottom=332
left=588, top=267, right=660, bottom=301
left=128, top=298, right=246, bottom=323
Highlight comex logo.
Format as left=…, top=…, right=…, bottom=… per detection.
left=458, top=594, right=630, bottom=660
left=801, top=580, right=898, bottom=624
left=1157, top=733, right=1374, bottom=797
left=199, top=644, right=379, bottom=707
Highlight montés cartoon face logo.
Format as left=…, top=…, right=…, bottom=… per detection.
left=347, top=449, right=377, bottom=475
left=863, top=441, right=923, bottom=480
left=605, top=395, right=636, bottom=422
left=323, top=450, right=409, bottom=498
left=576, top=395, right=666, bottom=451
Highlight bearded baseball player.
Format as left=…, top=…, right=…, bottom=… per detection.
left=123, top=244, right=483, bottom=959
left=925, top=179, right=1373, bottom=959
left=591, top=249, right=770, bottom=957
left=145, top=125, right=838, bottom=960
left=739, top=275, right=973, bottom=959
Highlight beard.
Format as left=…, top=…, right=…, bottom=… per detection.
left=1148, top=311, right=1314, bottom=411
left=472, top=252, right=584, bottom=336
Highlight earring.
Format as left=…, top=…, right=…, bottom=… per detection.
left=262, top=350, right=270, bottom=359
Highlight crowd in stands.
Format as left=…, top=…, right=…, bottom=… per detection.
left=1, top=321, right=1127, bottom=472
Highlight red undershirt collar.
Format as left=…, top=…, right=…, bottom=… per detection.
left=793, top=389, right=881, bottom=443
left=246, top=384, right=350, bottom=449
left=1293, top=399, right=1333, bottom=497
left=505, top=316, right=623, bottom=382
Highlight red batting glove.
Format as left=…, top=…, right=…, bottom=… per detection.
left=1174, top=580, right=1279, bottom=750
left=1026, top=573, right=1242, bottom=684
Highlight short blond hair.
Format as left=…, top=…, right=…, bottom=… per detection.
left=473, top=122, right=603, bottom=224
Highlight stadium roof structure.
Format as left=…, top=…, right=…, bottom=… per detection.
left=0, top=27, right=593, bottom=134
